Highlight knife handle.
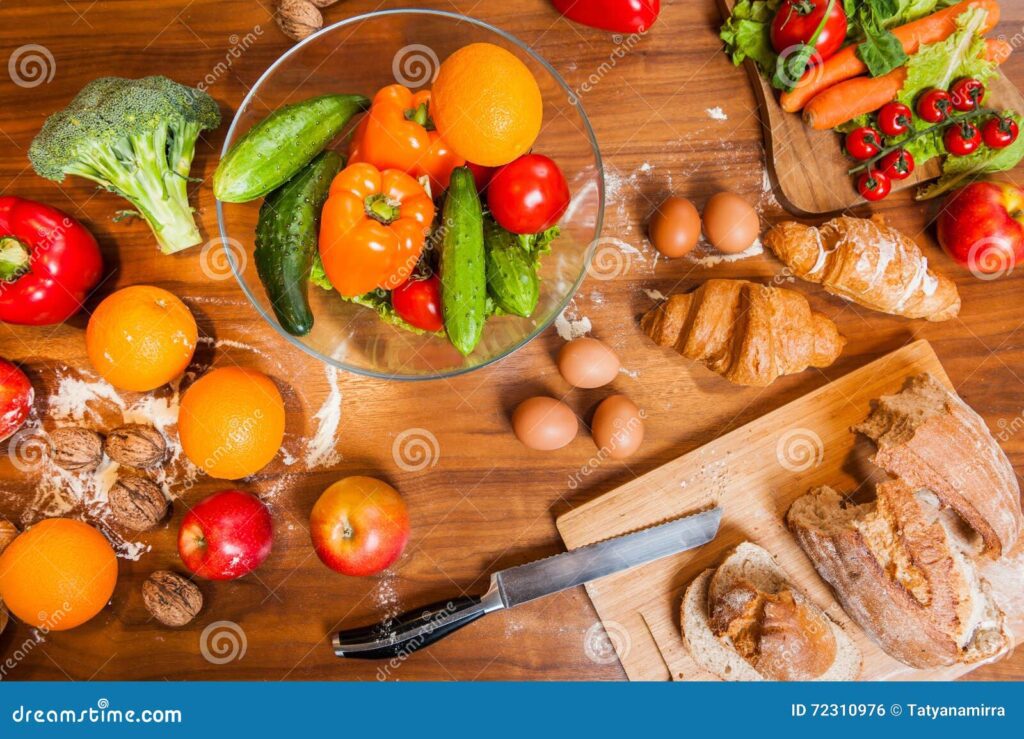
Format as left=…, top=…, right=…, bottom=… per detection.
left=332, top=595, right=490, bottom=659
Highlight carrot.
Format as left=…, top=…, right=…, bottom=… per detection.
left=780, top=0, right=1002, bottom=113
left=803, top=38, right=1010, bottom=130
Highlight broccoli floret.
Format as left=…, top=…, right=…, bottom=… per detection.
left=29, top=76, right=221, bottom=254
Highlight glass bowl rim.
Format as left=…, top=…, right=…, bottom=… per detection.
left=216, top=7, right=605, bottom=382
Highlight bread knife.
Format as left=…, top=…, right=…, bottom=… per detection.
left=332, top=506, right=723, bottom=659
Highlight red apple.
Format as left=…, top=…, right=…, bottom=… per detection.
left=179, top=490, right=273, bottom=580
left=310, top=476, right=410, bottom=577
left=0, top=359, right=33, bottom=442
left=937, top=180, right=1024, bottom=277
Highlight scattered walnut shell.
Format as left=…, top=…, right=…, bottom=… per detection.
left=142, top=571, right=203, bottom=627
left=49, top=427, right=104, bottom=472
left=0, top=600, right=7, bottom=636
left=0, top=520, right=18, bottom=554
left=105, top=424, right=166, bottom=469
left=276, top=0, right=323, bottom=41
left=109, top=475, right=169, bottom=531
left=308, top=0, right=340, bottom=7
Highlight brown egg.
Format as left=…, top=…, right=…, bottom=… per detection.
left=558, top=337, right=620, bottom=389
left=591, top=394, right=644, bottom=460
left=649, top=196, right=701, bottom=258
left=702, top=192, right=760, bottom=254
left=512, top=396, right=578, bottom=451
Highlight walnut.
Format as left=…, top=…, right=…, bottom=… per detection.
left=105, top=424, right=167, bottom=468
left=308, top=0, right=339, bottom=6
left=0, top=520, right=18, bottom=554
left=276, top=0, right=323, bottom=41
left=142, top=571, right=203, bottom=627
left=109, top=475, right=169, bottom=531
left=49, top=427, right=104, bottom=471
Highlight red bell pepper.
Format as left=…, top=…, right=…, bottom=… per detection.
left=551, top=0, right=660, bottom=33
left=0, top=196, right=103, bottom=326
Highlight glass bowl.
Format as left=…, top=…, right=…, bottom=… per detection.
left=216, top=8, right=604, bottom=381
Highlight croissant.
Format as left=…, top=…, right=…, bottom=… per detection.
left=641, top=279, right=845, bottom=386
left=763, top=216, right=960, bottom=322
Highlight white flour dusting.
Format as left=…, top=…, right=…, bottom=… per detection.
left=643, top=288, right=668, bottom=301
left=47, top=375, right=125, bottom=423
left=555, top=309, right=592, bottom=341
left=706, top=106, right=728, bottom=120
left=304, top=365, right=342, bottom=469
left=686, top=239, right=764, bottom=267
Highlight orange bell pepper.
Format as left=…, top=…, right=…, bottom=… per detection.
left=348, top=84, right=465, bottom=194
left=318, top=163, right=435, bottom=298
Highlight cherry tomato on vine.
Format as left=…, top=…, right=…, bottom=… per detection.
left=845, top=127, right=883, bottom=160
left=944, top=121, right=982, bottom=156
left=917, top=89, right=952, bottom=123
left=487, top=154, right=570, bottom=235
left=981, top=116, right=1020, bottom=149
left=392, top=274, right=444, bottom=332
left=770, top=0, right=848, bottom=62
left=878, top=149, right=914, bottom=180
left=856, top=170, right=891, bottom=201
left=949, top=78, right=985, bottom=112
left=876, top=102, right=913, bottom=137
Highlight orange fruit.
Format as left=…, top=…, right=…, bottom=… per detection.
left=178, top=367, right=286, bottom=480
left=0, top=518, right=118, bottom=631
left=432, top=42, right=543, bottom=167
left=86, top=285, right=197, bottom=392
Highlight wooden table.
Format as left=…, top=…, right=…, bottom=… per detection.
left=1, top=0, right=1022, bottom=681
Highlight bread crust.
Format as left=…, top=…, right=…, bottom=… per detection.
left=640, top=279, right=845, bottom=386
left=787, top=483, right=1011, bottom=669
left=764, top=216, right=960, bottom=322
left=854, top=373, right=1022, bottom=556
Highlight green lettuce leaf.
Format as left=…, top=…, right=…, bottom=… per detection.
left=856, top=2, right=908, bottom=77
left=720, top=0, right=781, bottom=74
left=897, top=6, right=997, bottom=107
left=917, top=112, right=1024, bottom=200
left=310, top=253, right=332, bottom=291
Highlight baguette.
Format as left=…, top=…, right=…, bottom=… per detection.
left=787, top=483, right=1011, bottom=669
left=681, top=542, right=861, bottom=681
left=854, top=373, right=1022, bottom=556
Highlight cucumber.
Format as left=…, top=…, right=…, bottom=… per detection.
left=254, top=150, right=344, bottom=336
left=484, top=217, right=539, bottom=318
left=440, top=166, right=487, bottom=356
left=214, top=94, right=368, bottom=203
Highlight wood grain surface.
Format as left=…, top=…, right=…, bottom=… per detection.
left=0, top=0, right=1023, bottom=682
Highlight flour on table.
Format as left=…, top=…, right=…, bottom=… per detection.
left=686, top=239, right=764, bottom=267
left=705, top=106, right=728, bottom=121
left=555, top=308, right=592, bottom=341
left=47, top=374, right=125, bottom=423
left=304, top=365, right=342, bottom=469
left=642, top=288, right=668, bottom=302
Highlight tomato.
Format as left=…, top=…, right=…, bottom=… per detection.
left=392, top=274, right=443, bottom=332
left=487, top=154, right=570, bottom=235
left=856, top=170, right=890, bottom=201
left=916, top=89, right=952, bottom=123
left=878, top=148, right=914, bottom=180
left=845, top=127, right=882, bottom=160
left=466, top=162, right=495, bottom=193
left=944, top=121, right=982, bottom=156
left=876, top=102, right=913, bottom=137
left=949, top=78, right=985, bottom=112
left=770, top=0, right=847, bottom=61
left=981, top=116, right=1020, bottom=149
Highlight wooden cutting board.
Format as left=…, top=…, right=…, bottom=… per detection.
left=715, top=0, right=1024, bottom=214
left=556, top=340, right=1024, bottom=681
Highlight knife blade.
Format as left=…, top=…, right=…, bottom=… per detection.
left=332, top=507, right=722, bottom=659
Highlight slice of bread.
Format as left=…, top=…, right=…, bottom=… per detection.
left=681, top=542, right=861, bottom=681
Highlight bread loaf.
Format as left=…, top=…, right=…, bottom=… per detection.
left=854, top=373, right=1022, bottom=556
left=787, top=482, right=1011, bottom=669
left=681, top=542, right=861, bottom=680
